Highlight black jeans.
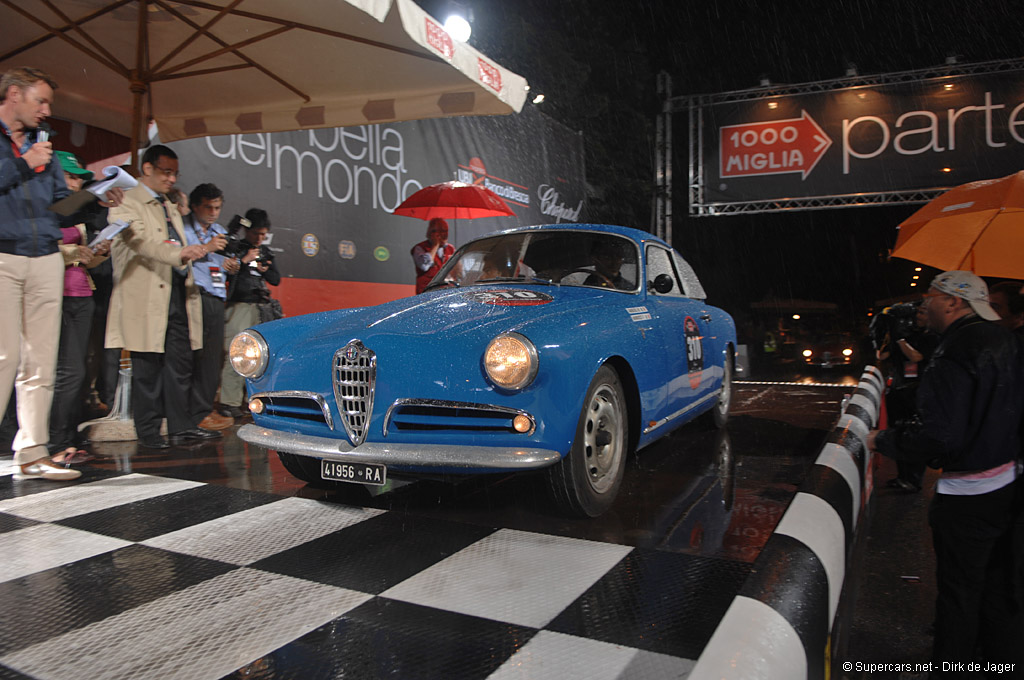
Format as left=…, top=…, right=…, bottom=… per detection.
left=49, top=295, right=94, bottom=452
left=190, top=290, right=226, bottom=425
left=886, top=385, right=926, bottom=487
left=929, top=480, right=1024, bottom=672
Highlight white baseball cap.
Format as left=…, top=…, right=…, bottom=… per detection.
left=930, top=270, right=1000, bottom=321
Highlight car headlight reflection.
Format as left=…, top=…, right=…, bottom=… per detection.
left=229, top=330, right=269, bottom=379
left=484, top=333, right=538, bottom=390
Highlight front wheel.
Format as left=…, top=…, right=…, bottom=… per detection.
left=702, top=351, right=732, bottom=429
left=546, top=365, right=629, bottom=517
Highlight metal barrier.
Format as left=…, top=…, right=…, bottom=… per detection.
left=690, top=365, right=884, bottom=679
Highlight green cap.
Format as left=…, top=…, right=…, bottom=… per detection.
left=55, top=150, right=94, bottom=180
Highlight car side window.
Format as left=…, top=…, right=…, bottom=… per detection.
left=646, top=245, right=684, bottom=297
left=671, top=252, right=708, bottom=300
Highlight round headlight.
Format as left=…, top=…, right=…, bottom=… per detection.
left=842, top=348, right=854, bottom=357
left=484, top=333, right=538, bottom=390
left=229, top=330, right=268, bottom=379
left=802, top=349, right=813, bottom=357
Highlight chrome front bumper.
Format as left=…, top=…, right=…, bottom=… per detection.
left=237, top=424, right=562, bottom=470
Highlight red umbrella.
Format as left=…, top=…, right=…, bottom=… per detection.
left=394, top=181, right=516, bottom=220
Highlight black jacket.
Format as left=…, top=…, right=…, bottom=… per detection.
left=224, top=239, right=280, bottom=304
left=876, top=314, right=1023, bottom=473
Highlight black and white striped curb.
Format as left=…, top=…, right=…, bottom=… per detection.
left=690, top=365, right=884, bottom=679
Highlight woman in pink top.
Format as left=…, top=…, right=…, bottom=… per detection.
left=48, top=152, right=110, bottom=464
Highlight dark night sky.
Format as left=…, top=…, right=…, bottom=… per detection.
left=417, top=0, right=1024, bottom=324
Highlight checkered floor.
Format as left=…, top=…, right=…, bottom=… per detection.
left=0, top=463, right=750, bottom=680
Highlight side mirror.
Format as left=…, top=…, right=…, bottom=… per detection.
left=652, top=273, right=675, bottom=294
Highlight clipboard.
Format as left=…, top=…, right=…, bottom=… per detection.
left=49, top=165, right=138, bottom=217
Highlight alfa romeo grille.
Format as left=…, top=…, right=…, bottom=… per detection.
left=332, top=340, right=376, bottom=446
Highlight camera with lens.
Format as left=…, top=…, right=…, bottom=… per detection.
left=226, top=214, right=250, bottom=236
left=869, top=302, right=918, bottom=350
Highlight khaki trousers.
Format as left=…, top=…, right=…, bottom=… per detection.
left=219, top=301, right=261, bottom=407
left=0, top=252, right=64, bottom=465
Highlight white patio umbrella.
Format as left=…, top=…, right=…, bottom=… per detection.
left=0, top=0, right=528, bottom=163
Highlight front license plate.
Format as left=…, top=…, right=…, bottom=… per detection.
left=321, top=459, right=387, bottom=486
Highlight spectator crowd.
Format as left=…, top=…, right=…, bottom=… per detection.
left=1, top=66, right=281, bottom=479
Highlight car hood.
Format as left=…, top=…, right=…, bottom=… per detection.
left=254, top=284, right=636, bottom=351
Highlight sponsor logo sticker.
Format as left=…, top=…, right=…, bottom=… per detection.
left=301, top=234, right=319, bottom=257
left=463, top=289, right=553, bottom=306
left=684, top=315, right=705, bottom=390
left=373, top=246, right=390, bottom=262
left=338, top=240, right=356, bottom=259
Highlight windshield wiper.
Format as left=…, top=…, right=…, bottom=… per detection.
left=478, top=276, right=556, bottom=286
left=424, top=280, right=460, bottom=292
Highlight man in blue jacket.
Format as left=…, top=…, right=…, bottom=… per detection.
left=0, top=67, right=120, bottom=481
left=870, top=270, right=1024, bottom=671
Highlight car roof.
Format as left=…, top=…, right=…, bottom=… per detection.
left=483, top=223, right=670, bottom=248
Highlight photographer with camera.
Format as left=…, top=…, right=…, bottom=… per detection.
left=870, top=300, right=939, bottom=491
left=218, top=208, right=280, bottom=419
left=182, top=183, right=234, bottom=431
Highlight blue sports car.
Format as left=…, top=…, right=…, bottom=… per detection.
left=233, top=224, right=736, bottom=517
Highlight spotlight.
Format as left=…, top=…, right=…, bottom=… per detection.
left=443, top=14, right=471, bottom=42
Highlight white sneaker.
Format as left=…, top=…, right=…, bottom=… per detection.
left=13, top=463, right=83, bottom=481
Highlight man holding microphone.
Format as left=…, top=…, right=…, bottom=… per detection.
left=0, top=66, right=122, bottom=481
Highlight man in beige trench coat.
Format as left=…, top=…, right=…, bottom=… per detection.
left=106, top=145, right=225, bottom=449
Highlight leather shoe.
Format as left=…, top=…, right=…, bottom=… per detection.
left=139, top=435, right=170, bottom=449
left=169, top=428, right=222, bottom=445
left=14, top=462, right=83, bottom=481
left=198, top=411, right=234, bottom=430
left=218, top=405, right=244, bottom=418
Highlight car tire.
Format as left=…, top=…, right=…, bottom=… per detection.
left=546, top=365, right=628, bottom=518
left=276, top=451, right=322, bottom=483
left=702, top=351, right=732, bottom=429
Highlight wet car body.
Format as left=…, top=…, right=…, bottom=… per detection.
left=235, top=224, right=736, bottom=516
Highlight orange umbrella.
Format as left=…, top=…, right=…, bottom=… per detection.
left=891, top=170, right=1024, bottom=278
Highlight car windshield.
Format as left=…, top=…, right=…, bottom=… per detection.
left=429, top=231, right=640, bottom=292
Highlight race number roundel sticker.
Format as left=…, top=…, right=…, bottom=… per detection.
left=463, top=290, right=553, bottom=306
left=684, top=316, right=704, bottom=390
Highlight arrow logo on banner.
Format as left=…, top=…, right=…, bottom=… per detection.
left=720, top=110, right=833, bottom=180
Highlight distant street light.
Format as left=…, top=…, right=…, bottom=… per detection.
left=444, top=14, right=472, bottom=42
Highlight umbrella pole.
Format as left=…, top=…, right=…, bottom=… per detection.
left=129, top=80, right=146, bottom=170
left=129, top=0, right=149, bottom=171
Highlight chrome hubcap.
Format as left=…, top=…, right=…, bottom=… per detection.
left=583, top=385, right=622, bottom=493
left=717, top=361, right=732, bottom=415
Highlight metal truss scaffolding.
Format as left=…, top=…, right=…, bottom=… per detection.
left=652, top=57, right=1024, bottom=220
